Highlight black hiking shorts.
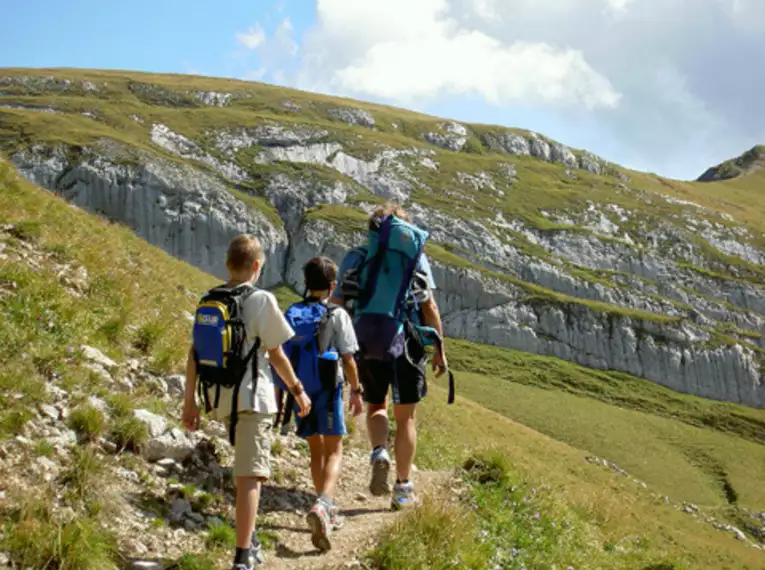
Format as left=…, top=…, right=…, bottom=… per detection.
left=357, top=339, right=428, bottom=406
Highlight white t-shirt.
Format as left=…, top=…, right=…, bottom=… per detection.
left=319, top=304, right=359, bottom=356
left=208, top=287, right=294, bottom=419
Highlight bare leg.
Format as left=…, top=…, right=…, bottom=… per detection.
left=366, top=400, right=388, bottom=449
left=319, top=435, right=343, bottom=499
left=306, top=435, right=326, bottom=494
left=393, top=404, right=417, bottom=482
left=235, top=476, right=263, bottom=548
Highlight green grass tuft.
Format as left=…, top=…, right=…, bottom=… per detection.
left=205, top=520, right=236, bottom=550
left=2, top=494, right=118, bottom=570
left=67, top=405, right=107, bottom=442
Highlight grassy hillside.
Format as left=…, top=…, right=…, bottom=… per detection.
left=0, top=67, right=763, bottom=244
left=2, top=154, right=765, bottom=568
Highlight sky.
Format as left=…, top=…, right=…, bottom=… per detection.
left=2, top=0, right=765, bottom=180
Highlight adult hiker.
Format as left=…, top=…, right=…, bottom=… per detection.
left=329, top=202, right=454, bottom=510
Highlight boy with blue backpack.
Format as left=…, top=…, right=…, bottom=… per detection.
left=275, top=256, right=364, bottom=552
left=182, top=234, right=311, bottom=570
left=330, top=203, right=454, bottom=511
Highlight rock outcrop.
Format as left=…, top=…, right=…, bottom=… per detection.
left=2, top=73, right=764, bottom=409
left=11, top=144, right=287, bottom=287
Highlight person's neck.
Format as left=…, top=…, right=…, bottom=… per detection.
left=227, top=271, right=257, bottom=288
left=306, top=290, right=329, bottom=302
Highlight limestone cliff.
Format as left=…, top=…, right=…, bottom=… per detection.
left=1, top=70, right=763, bottom=408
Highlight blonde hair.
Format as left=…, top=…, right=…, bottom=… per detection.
left=226, top=234, right=265, bottom=272
left=370, top=202, right=410, bottom=224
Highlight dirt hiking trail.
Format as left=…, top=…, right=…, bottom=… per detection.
left=259, top=418, right=452, bottom=570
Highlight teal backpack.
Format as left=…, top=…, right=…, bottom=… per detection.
left=341, top=214, right=455, bottom=404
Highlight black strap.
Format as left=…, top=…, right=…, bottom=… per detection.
left=282, top=391, right=295, bottom=428
left=446, top=370, right=455, bottom=405
left=227, top=337, right=261, bottom=446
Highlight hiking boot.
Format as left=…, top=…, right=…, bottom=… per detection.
left=306, top=501, right=332, bottom=552
left=391, top=480, right=418, bottom=511
left=250, top=535, right=265, bottom=566
left=369, top=447, right=391, bottom=497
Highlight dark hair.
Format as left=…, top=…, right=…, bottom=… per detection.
left=303, top=256, right=338, bottom=292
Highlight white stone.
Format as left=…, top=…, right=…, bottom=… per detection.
left=133, top=409, right=167, bottom=438
left=80, top=345, right=117, bottom=368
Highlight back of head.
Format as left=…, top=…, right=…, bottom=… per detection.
left=226, top=234, right=265, bottom=273
left=369, top=202, right=410, bottom=230
left=303, top=256, right=338, bottom=292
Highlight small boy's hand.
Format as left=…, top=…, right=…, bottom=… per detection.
left=294, top=392, right=312, bottom=418
left=182, top=400, right=200, bottom=431
left=349, top=390, right=364, bottom=417
left=432, top=349, right=448, bottom=378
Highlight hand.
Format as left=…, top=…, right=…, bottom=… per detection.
left=348, top=390, right=364, bottom=417
left=294, top=392, right=312, bottom=418
left=432, top=348, right=447, bottom=379
left=182, top=400, right=200, bottom=431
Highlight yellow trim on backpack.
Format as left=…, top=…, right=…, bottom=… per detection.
left=198, top=301, right=231, bottom=368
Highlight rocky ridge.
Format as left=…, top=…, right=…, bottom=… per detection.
left=1, top=70, right=764, bottom=408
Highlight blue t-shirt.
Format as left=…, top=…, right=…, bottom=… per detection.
left=332, top=247, right=436, bottom=321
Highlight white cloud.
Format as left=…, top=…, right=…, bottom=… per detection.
left=604, top=0, right=636, bottom=13
left=235, top=24, right=266, bottom=50
left=299, top=0, right=621, bottom=110
left=274, top=18, right=298, bottom=56
left=233, top=16, right=297, bottom=83
left=244, top=0, right=765, bottom=178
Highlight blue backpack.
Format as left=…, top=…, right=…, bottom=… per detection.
left=276, top=300, right=340, bottom=396
left=339, top=214, right=456, bottom=404
left=192, top=283, right=261, bottom=445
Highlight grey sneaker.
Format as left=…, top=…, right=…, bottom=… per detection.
left=306, top=501, right=332, bottom=552
left=250, top=534, right=264, bottom=566
left=391, top=480, right=418, bottom=511
left=369, top=447, right=391, bottom=497
left=328, top=504, right=345, bottom=531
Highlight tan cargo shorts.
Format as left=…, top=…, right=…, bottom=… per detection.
left=225, top=411, right=274, bottom=479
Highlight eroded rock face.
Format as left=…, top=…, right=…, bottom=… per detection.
left=433, top=262, right=765, bottom=407
left=8, top=125, right=765, bottom=409
left=11, top=144, right=287, bottom=286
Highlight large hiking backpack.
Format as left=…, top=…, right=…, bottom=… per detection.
left=350, top=214, right=430, bottom=361
left=275, top=299, right=340, bottom=397
left=339, top=214, right=456, bottom=404
left=192, top=284, right=261, bottom=445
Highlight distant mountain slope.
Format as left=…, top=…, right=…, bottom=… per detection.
left=698, top=145, right=765, bottom=182
left=0, top=67, right=763, bottom=408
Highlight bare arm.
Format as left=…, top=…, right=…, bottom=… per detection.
left=341, top=353, right=360, bottom=391
left=420, top=295, right=448, bottom=376
left=184, top=346, right=197, bottom=407
left=268, top=346, right=304, bottom=395
left=269, top=345, right=312, bottom=417
left=420, top=296, right=444, bottom=336
left=182, top=346, right=201, bottom=430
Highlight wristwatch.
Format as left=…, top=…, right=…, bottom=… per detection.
left=351, top=386, right=363, bottom=397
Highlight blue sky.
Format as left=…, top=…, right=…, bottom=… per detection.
left=3, top=0, right=764, bottom=180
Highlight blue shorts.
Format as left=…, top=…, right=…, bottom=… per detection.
left=295, top=384, right=346, bottom=439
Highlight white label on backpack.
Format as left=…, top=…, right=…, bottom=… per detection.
left=197, top=314, right=220, bottom=326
